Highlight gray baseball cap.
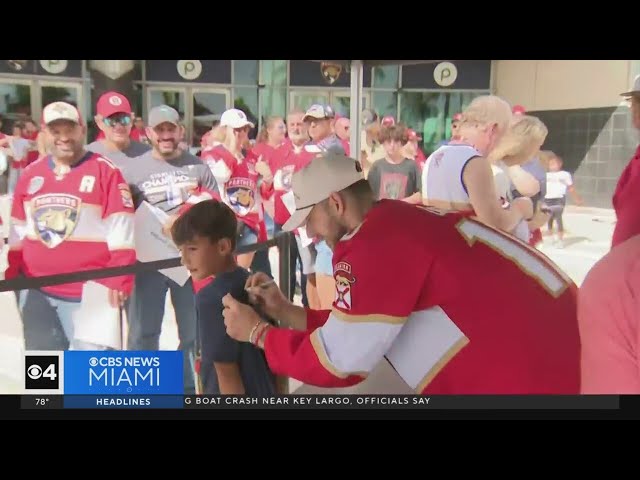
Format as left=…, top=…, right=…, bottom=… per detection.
left=621, top=75, right=640, bottom=97
left=148, top=105, right=180, bottom=128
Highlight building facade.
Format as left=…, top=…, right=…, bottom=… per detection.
left=0, top=59, right=636, bottom=207
left=495, top=60, right=640, bottom=208
left=0, top=60, right=492, bottom=150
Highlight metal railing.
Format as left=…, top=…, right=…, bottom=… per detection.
left=0, top=233, right=293, bottom=298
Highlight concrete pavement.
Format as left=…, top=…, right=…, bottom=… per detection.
left=0, top=204, right=616, bottom=394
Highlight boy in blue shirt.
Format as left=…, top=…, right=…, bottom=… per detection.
left=171, top=200, right=276, bottom=395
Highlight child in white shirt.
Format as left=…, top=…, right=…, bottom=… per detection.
left=544, top=154, right=582, bottom=247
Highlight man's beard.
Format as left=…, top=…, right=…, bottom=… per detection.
left=154, top=139, right=178, bottom=157
left=325, top=221, right=349, bottom=250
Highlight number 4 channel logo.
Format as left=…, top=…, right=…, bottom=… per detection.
left=24, top=352, right=64, bottom=392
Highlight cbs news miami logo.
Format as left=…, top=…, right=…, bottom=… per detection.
left=23, top=351, right=183, bottom=395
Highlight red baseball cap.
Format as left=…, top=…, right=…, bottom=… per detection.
left=381, top=115, right=395, bottom=127
left=407, top=129, right=422, bottom=141
left=97, top=91, right=132, bottom=118
left=512, top=105, right=526, bottom=115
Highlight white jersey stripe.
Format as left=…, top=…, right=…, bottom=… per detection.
left=313, top=311, right=404, bottom=376
left=386, top=306, right=469, bottom=392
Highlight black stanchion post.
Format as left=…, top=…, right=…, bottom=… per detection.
left=277, top=232, right=292, bottom=302
left=275, top=232, right=292, bottom=395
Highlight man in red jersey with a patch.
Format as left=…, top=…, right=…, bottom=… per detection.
left=222, top=151, right=580, bottom=394
left=612, top=76, right=640, bottom=248
left=266, top=109, right=320, bottom=306
left=5, top=102, right=136, bottom=351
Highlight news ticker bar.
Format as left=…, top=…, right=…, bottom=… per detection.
left=19, top=395, right=620, bottom=410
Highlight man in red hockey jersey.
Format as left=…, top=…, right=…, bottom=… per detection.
left=612, top=76, right=640, bottom=247
left=221, top=151, right=581, bottom=394
left=5, top=101, right=136, bottom=351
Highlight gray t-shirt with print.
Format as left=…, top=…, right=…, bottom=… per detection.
left=123, top=149, right=218, bottom=214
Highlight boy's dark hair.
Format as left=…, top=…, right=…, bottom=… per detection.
left=171, top=200, right=238, bottom=250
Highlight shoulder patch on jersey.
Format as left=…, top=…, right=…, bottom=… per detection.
left=27, top=176, right=44, bottom=195
left=334, top=261, right=356, bottom=311
left=32, top=194, right=81, bottom=248
left=118, top=183, right=133, bottom=209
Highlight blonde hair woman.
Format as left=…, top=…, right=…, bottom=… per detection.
left=206, top=108, right=273, bottom=270
left=255, top=116, right=286, bottom=147
left=487, top=115, right=549, bottom=241
left=421, top=95, right=527, bottom=235
left=252, top=115, right=287, bottom=215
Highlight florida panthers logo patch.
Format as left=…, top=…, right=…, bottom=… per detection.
left=32, top=194, right=81, bottom=248
left=227, top=186, right=255, bottom=216
left=320, top=62, right=342, bottom=85
left=333, top=261, right=356, bottom=311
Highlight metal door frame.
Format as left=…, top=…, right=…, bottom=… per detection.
left=36, top=80, right=84, bottom=123
left=289, top=89, right=330, bottom=112
left=289, top=88, right=370, bottom=115
left=189, top=87, right=231, bottom=146
left=330, top=89, right=370, bottom=111
left=0, top=78, right=36, bottom=127
left=146, top=85, right=231, bottom=146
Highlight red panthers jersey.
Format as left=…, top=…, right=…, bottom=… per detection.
left=267, top=143, right=316, bottom=226
left=202, top=145, right=267, bottom=241
left=7, top=152, right=136, bottom=300
left=264, top=200, right=580, bottom=394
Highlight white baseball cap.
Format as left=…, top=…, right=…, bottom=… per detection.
left=220, top=108, right=254, bottom=129
left=303, top=104, right=335, bottom=121
left=621, top=74, right=640, bottom=97
left=42, top=101, right=82, bottom=126
left=282, top=152, right=365, bottom=232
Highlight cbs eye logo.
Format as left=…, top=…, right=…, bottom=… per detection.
left=25, top=356, right=59, bottom=389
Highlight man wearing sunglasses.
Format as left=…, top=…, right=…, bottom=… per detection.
left=87, top=91, right=151, bottom=167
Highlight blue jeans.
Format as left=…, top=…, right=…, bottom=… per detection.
left=8, top=167, right=20, bottom=195
left=237, top=221, right=272, bottom=277
left=19, top=289, right=109, bottom=351
left=126, top=270, right=197, bottom=394
left=314, top=240, right=333, bottom=276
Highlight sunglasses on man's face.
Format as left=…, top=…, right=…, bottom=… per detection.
left=104, top=114, right=132, bottom=128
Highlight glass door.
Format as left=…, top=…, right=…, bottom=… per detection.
left=331, top=90, right=370, bottom=118
left=147, top=87, right=187, bottom=119
left=38, top=81, right=83, bottom=141
left=0, top=79, right=33, bottom=134
left=290, top=89, right=369, bottom=118
left=191, top=88, right=230, bottom=149
left=39, top=81, right=82, bottom=112
left=290, top=90, right=330, bottom=114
